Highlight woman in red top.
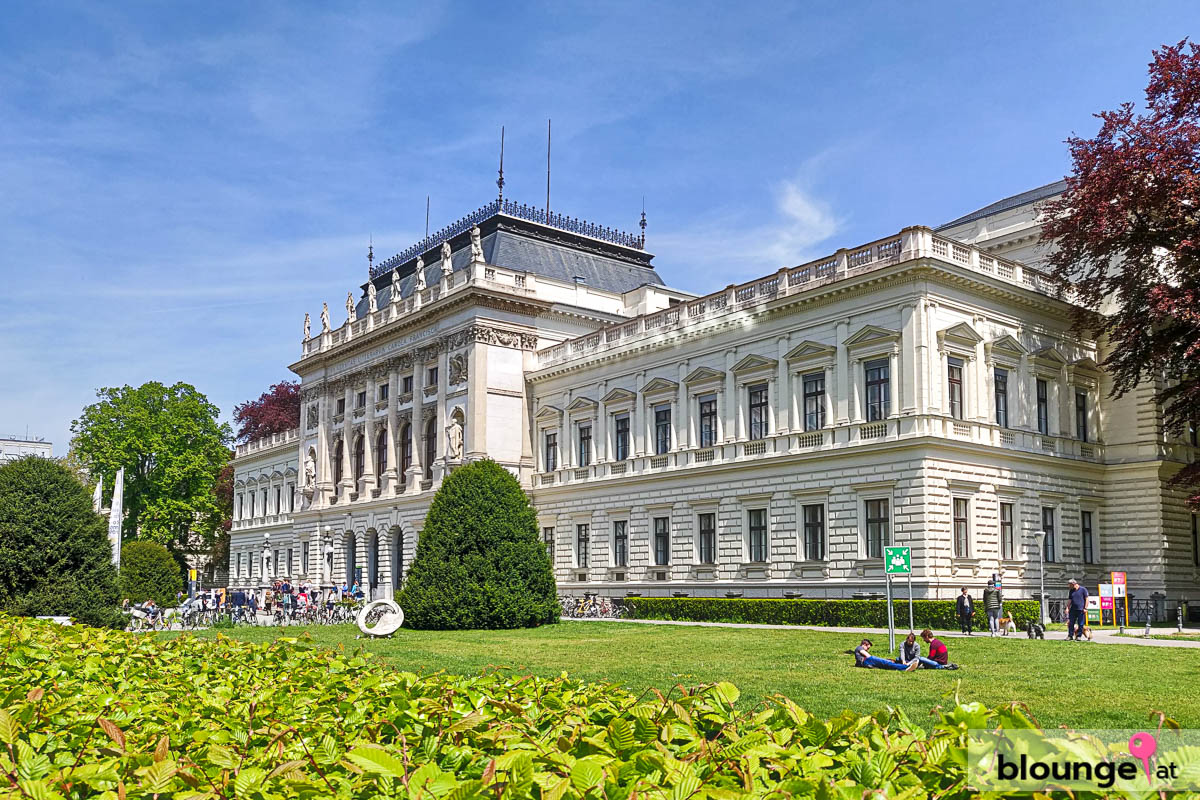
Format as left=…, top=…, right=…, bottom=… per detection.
left=919, top=629, right=960, bottom=670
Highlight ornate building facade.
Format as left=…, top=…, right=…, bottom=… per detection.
left=229, top=190, right=1199, bottom=613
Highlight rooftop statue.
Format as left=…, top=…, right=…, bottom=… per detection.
left=320, top=303, right=330, bottom=333
left=415, top=257, right=426, bottom=292
left=390, top=267, right=402, bottom=304
left=303, top=312, right=311, bottom=342
left=367, top=281, right=377, bottom=313
left=470, top=225, right=484, bottom=262
left=346, top=292, right=357, bottom=323
left=441, top=241, right=453, bottom=278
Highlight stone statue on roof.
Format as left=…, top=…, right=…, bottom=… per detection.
left=346, top=292, right=357, bottom=323
left=390, top=268, right=402, bottom=305
left=441, top=241, right=453, bottom=278
left=470, top=225, right=484, bottom=263
left=415, top=257, right=426, bottom=292
left=303, top=313, right=311, bottom=341
left=320, top=303, right=330, bottom=333
left=367, top=281, right=377, bottom=313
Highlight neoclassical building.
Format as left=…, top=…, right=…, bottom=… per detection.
left=229, top=189, right=1199, bottom=615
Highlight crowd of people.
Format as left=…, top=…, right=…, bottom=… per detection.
left=853, top=630, right=961, bottom=671
left=123, top=578, right=368, bottom=625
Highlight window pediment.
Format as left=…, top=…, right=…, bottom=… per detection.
left=601, top=387, right=637, bottom=404
left=1031, top=346, right=1068, bottom=372
left=936, top=322, right=984, bottom=353
left=985, top=334, right=1027, bottom=363
left=784, top=340, right=836, bottom=365
left=534, top=404, right=562, bottom=423
left=641, top=377, right=679, bottom=398
left=567, top=397, right=598, bottom=415
left=683, top=366, right=724, bottom=386
left=844, top=325, right=900, bottom=352
left=730, top=354, right=778, bottom=374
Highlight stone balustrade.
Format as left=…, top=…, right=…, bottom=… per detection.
left=234, top=428, right=300, bottom=458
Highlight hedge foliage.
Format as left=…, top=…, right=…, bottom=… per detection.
left=0, top=456, right=122, bottom=629
left=623, top=597, right=1041, bottom=629
left=119, top=541, right=182, bottom=606
left=0, top=614, right=1053, bottom=799
left=399, top=459, right=558, bottom=630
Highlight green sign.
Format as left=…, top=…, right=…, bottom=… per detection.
left=884, top=546, right=911, bottom=575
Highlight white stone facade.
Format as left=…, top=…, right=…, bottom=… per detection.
left=228, top=195, right=1200, bottom=612
left=0, top=436, right=52, bottom=463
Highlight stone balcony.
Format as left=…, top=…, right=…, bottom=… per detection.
left=234, top=428, right=299, bottom=458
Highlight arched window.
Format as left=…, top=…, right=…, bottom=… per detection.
left=368, top=530, right=379, bottom=594
left=344, top=533, right=357, bottom=586
left=391, top=527, right=405, bottom=590
left=424, top=418, right=437, bottom=480
left=333, top=440, right=344, bottom=485
left=400, top=423, right=412, bottom=484
left=376, top=427, right=388, bottom=482
left=353, top=435, right=365, bottom=482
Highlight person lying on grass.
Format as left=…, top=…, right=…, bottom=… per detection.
left=918, top=629, right=960, bottom=670
left=853, top=638, right=919, bottom=671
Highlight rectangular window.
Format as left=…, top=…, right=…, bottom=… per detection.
left=748, top=508, right=768, bottom=562
left=803, top=504, right=825, bottom=561
left=301, top=545, right=309, bottom=575
left=275, top=549, right=282, bottom=577
left=237, top=494, right=243, bottom=519
left=544, top=432, right=558, bottom=472
left=1042, top=506, right=1057, bottom=562
left=698, top=513, right=716, bottom=564
left=576, top=524, right=589, bottom=568
left=1075, top=390, right=1088, bottom=442
left=578, top=425, right=592, bottom=467
left=337, top=398, right=346, bottom=415
left=1081, top=510, right=1095, bottom=564
left=379, top=383, right=389, bottom=401
left=947, top=357, right=964, bottom=420
left=865, top=498, right=889, bottom=559
left=995, top=368, right=1009, bottom=429
left=287, top=483, right=294, bottom=512
left=402, top=375, right=414, bottom=394
left=1000, top=502, right=1015, bottom=560
left=357, top=390, right=367, bottom=408
left=1036, top=379, right=1049, bottom=434
left=698, top=395, right=718, bottom=447
left=613, top=520, right=628, bottom=567
left=286, top=548, right=293, bottom=576
left=865, top=359, right=890, bottom=421
left=803, top=372, right=826, bottom=431
left=953, top=497, right=969, bottom=558
left=274, top=487, right=281, bottom=513
left=654, top=406, right=671, bottom=454
left=614, top=414, right=630, bottom=461
left=542, top=526, right=555, bottom=560
left=748, top=383, right=769, bottom=440
left=653, top=516, right=670, bottom=566
left=427, top=367, right=438, bottom=386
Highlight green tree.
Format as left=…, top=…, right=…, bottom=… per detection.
left=119, top=541, right=183, bottom=606
left=70, top=382, right=232, bottom=551
left=0, top=456, right=122, bottom=628
left=399, top=460, right=558, bottom=630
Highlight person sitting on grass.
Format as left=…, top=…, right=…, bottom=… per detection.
left=919, top=629, right=960, bottom=670
left=854, top=638, right=919, bottom=671
left=898, top=632, right=921, bottom=666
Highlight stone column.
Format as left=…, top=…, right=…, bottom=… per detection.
left=361, top=382, right=376, bottom=495
left=775, top=337, right=790, bottom=433
left=561, top=390, right=573, bottom=468
left=975, top=333, right=989, bottom=423
left=676, top=362, right=689, bottom=450
left=339, top=384, right=354, bottom=497
left=597, top=380, right=608, bottom=462
left=383, top=368, right=399, bottom=495
left=406, top=362, right=424, bottom=494
left=835, top=319, right=850, bottom=424
left=466, top=340, right=489, bottom=460
left=633, top=374, right=646, bottom=456
left=434, top=347, right=449, bottom=482
left=1018, top=353, right=1032, bottom=429
left=723, top=352, right=737, bottom=442
left=901, top=303, right=918, bottom=415
left=888, top=349, right=900, bottom=418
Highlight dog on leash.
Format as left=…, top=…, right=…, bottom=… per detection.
left=1026, top=622, right=1045, bottom=639
left=1080, top=624, right=1094, bottom=641
left=998, top=614, right=1017, bottom=635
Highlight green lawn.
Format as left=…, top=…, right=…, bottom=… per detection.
left=194, top=621, right=1200, bottom=729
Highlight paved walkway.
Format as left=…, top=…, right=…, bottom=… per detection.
left=566, top=617, right=1200, bottom=648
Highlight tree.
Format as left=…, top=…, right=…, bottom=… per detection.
left=1042, top=40, right=1200, bottom=507
left=0, top=456, right=122, bottom=628
left=233, top=381, right=301, bottom=444
left=398, top=460, right=558, bottom=630
left=70, top=382, right=233, bottom=551
left=120, top=541, right=183, bottom=606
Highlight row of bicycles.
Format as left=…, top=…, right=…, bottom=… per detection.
left=126, top=600, right=364, bottom=631
left=559, top=594, right=625, bottom=619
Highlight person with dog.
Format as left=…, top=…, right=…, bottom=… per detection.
left=854, top=638, right=919, bottom=671
left=983, top=579, right=1003, bottom=636
left=1067, top=578, right=1089, bottom=641
left=956, top=587, right=975, bottom=634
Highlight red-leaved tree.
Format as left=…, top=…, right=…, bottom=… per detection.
left=232, top=381, right=301, bottom=444
left=1041, top=40, right=1200, bottom=507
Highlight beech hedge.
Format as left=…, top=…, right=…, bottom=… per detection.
left=622, top=597, right=1041, bottom=629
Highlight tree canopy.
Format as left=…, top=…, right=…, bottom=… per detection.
left=70, top=382, right=232, bottom=550
left=1042, top=40, right=1200, bottom=506
left=120, top=541, right=182, bottom=606
left=0, top=456, right=122, bottom=627
left=233, top=380, right=301, bottom=444
left=399, top=460, right=558, bottom=630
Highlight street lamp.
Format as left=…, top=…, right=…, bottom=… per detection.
left=1034, top=530, right=1048, bottom=625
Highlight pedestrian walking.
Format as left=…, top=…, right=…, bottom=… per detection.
left=1066, top=578, right=1089, bottom=641
left=956, top=587, right=975, bottom=634
left=983, top=580, right=1003, bottom=636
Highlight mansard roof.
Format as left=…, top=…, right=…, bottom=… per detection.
left=357, top=201, right=661, bottom=316
left=936, top=180, right=1067, bottom=231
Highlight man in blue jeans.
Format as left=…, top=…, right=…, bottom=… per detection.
left=1067, top=578, right=1089, bottom=641
left=854, top=638, right=919, bottom=671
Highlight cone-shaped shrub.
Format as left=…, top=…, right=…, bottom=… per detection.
left=399, top=459, right=558, bottom=629
left=120, top=541, right=182, bottom=606
left=0, top=455, right=122, bottom=628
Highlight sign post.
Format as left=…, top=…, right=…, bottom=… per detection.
left=1099, top=583, right=1115, bottom=626
left=1112, top=571, right=1127, bottom=627
left=884, top=547, right=912, bottom=654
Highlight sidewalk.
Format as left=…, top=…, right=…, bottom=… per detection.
left=565, top=617, right=1200, bottom=648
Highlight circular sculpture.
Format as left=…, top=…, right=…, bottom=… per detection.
left=356, top=599, right=404, bottom=637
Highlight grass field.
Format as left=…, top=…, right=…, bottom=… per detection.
left=197, top=621, right=1200, bottom=729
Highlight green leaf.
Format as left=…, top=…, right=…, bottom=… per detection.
left=508, top=752, right=533, bottom=797
left=713, top=682, right=740, bottom=706
left=608, top=717, right=635, bottom=751
left=233, top=766, right=266, bottom=796
left=346, top=746, right=408, bottom=779
left=571, top=759, right=604, bottom=792
left=142, top=759, right=177, bottom=794
left=0, top=710, right=18, bottom=746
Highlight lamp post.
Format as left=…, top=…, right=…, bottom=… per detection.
left=1035, top=530, right=1048, bottom=625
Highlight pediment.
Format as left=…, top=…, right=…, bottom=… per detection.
left=601, top=387, right=637, bottom=403
left=987, top=334, right=1027, bottom=358
left=784, top=340, right=836, bottom=363
left=566, top=397, right=598, bottom=413
left=284, top=466, right=298, bottom=477
left=270, top=470, right=284, bottom=480
left=684, top=366, right=725, bottom=385
left=1070, top=357, right=1100, bottom=372
left=937, top=322, right=983, bottom=347
left=843, top=324, right=900, bottom=348
left=534, top=404, right=563, bottom=422
left=234, top=480, right=246, bottom=489
left=1031, top=346, right=1068, bottom=368
left=640, top=376, right=679, bottom=395
left=731, top=354, right=778, bottom=374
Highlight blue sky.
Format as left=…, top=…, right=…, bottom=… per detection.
left=2, top=2, right=1197, bottom=454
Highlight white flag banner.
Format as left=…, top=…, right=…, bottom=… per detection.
left=107, top=468, right=124, bottom=568
left=92, top=476, right=103, bottom=515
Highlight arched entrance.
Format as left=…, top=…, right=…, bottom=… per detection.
left=367, top=529, right=380, bottom=599
left=343, top=531, right=357, bottom=588
left=390, top=526, right=406, bottom=594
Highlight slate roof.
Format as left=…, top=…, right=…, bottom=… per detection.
left=936, top=180, right=1067, bottom=231
left=356, top=210, right=661, bottom=317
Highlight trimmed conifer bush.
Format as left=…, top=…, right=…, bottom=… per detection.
left=0, top=455, right=122, bottom=628
left=399, top=459, right=558, bottom=629
left=119, top=540, right=182, bottom=606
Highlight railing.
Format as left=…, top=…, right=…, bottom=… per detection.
left=536, top=226, right=1056, bottom=369
left=742, top=441, right=767, bottom=456
left=649, top=456, right=668, bottom=469
left=860, top=422, right=887, bottom=440
left=235, top=428, right=300, bottom=458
